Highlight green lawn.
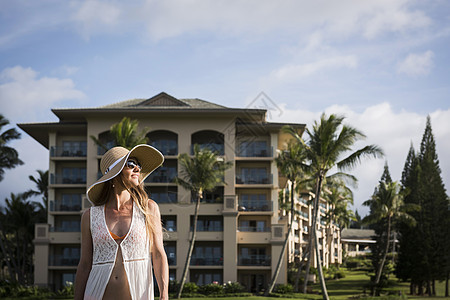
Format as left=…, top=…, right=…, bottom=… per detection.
left=3, top=270, right=449, bottom=299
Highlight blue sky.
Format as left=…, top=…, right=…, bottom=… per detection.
left=0, top=0, right=449, bottom=215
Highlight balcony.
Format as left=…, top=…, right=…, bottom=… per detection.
left=236, top=174, right=272, bottom=185
left=146, top=167, right=177, bottom=183
left=50, top=172, right=86, bottom=185
left=238, top=200, right=272, bottom=212
left=49, top=200, right=82, bottom=212
left=238, top=226, right=270, bottom=232
left=238, top=255, right=271, bottom=266
left=190, top=256, right=223, bottom=266
left=49, top=255, right=79, bottom=266
left=236, top=144, right=273, bottom=158
left=150, top=140, right=178, bottom=156
left=152, top=192, right=177, bottom=204
left=50, top=146, right=87, bottom=157
left=191, top=143, right=224, bottom=156
left=50, top=223, right=80, bottom=233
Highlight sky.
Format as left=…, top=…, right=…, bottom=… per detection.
left=0, top=0, right=449, bottom=216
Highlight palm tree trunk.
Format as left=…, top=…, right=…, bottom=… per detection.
left=312, top=175, right=329, bottom=300
left=266, top=181, right=295, bottom=295
left=294, top=242, right=310, bottom=292
left=373, top=215, right=391, bottom=296
left=176, top=193, right=201, bottom=299
left=303, top=177, right=320, bottom=293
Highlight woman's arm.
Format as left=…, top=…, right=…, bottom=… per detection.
left=74, top=208, right=93, bottom=300
left=149, top=199, right=169, bottom=300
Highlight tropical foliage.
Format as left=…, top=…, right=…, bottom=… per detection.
left=90, top=116, right=149, bottom=150
left=175, top=144, right=232, bottom=299
left=0, top=114, right=23, bottom=181
left=284, top=113, right=383, bottom=300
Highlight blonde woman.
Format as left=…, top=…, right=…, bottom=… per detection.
left=74, top=145, right=168, bottom=300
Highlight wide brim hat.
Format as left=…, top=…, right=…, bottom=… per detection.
left=87, top=144, right=164, bottom=205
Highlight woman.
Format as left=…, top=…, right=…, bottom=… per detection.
left=74, top=144, right=168, bottom=300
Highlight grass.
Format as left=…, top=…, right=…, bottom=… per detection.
left=2, top=269, right=449, bottom=299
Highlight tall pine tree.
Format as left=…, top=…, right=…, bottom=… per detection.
left=396, top=116, right=448, bottom=296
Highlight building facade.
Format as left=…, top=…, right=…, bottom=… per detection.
left=19, top=92, right=341, bottom=292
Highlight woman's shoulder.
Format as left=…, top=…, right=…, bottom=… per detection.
left=146, top=198, right=160, bottom=214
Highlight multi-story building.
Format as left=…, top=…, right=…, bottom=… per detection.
left=19, top=92, right=341, bottom=292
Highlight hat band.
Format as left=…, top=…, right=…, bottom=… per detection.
left=105, top=156, right=124, bottom=175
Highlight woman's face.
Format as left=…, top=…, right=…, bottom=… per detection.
left=121, top=157, right=142, bottom=186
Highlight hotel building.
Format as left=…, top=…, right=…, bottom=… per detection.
left=19, top=92, right=342, bottom=292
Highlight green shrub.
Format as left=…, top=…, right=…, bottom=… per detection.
left=168, top=280, right=180, bottom=294
left=198, top=283, right=223, bottom=295
left=183, top=282, right=199, bottom=294
left=334, top=269, right=346, bottom=279
left=273, top=283, right=293, bottom=294
left=223, top=281, right=245, bottom=294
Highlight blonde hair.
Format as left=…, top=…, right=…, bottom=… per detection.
left=96, top=173, right=157, bottom=250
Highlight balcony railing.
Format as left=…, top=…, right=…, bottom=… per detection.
left=298, top=211, right=309, bottom=219
left=146, top=168, right=177, bottom=183
left=236, top=146, right=273, bottom=157
left=50, top=174, right=86, bottom=184
left=152, top=192, right=177, bottom=203
left=50, top=146, right=87, bottom=157
left=49, top=254, right=80, bottom=266
left=236, top=174, right=272, bottom=185
left=150, top=141, right=178, bottom=156
left=49, top=224, right=81, bottom=232
left=49, top=200, right=82, bottom=212
left=190, top=224, right=223, bottom=232
left=238, top=255, right=271, bottom=266
left=238, top=200, right=272, bottom=212
left=238, top=226, right=271, bottom=232
left=190, top=256, right=223, bottom=266
left=191, top=143, right=224, bottom=155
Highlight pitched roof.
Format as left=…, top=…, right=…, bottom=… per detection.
left=341, top=229, right=375, bottom=240
left=100, top=92, right=227, bottom=110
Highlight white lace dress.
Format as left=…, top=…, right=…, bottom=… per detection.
left=84, top=202, right=154, bottom=300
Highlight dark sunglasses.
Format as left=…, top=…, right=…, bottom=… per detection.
left=126, top=160, right=142, bottom=171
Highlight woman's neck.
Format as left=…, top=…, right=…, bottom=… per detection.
left=107, top=187, right=132, bottom=211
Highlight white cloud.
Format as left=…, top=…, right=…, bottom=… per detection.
left=64, top=0, right=432, bottom=41
left=271, top=102, right=449, bottom=216
left=397, top=50, right=434, bottom=77
left=271, top=55, right=358, bottom=82
left=0, top=66, right=85, bottom=122
left=71, top=0, right=121, bottom=39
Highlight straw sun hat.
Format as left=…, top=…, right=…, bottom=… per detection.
left=87, top=144, right=164, bottom=205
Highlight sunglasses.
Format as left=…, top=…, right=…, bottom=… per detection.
left=126, top=160, right=142, bottom=171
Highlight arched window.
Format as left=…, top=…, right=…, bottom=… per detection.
left=147, top=130, right=178, bottom=155
left=191, top=130, right=224, bottom=155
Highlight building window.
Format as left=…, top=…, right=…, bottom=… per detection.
left=165, top=242, right=176, bottom=265
left=238, top=141, right=270, bottom=157
left=191, top=216, right=223, bottom=231
left=162, top=215, right=177, bottom=232
left=191, top=242, right=223, bottom=266
left=190, top=270, right=222, bottom=285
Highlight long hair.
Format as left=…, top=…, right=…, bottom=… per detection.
left=96, top=173, right=157, bottom=250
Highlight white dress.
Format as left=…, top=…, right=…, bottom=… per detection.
left=84, top=202, right=154, bottom=300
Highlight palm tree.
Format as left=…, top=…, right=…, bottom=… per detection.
left=363, top=181, right=417, bottom=295
left=0, top=115, right=23, bottom=181
left=22, top=169, right=49, bottom=222
left=0, top=193, right=39, bottom=284
left=175, top=144, right=232, bottom=299
left=90, top=117, right=149, bottom=151
left=266, top=141, right=308, bottom=294
left=285, top=113, right=383, bottom=300
left=323, top=181, right=355, bottom=266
